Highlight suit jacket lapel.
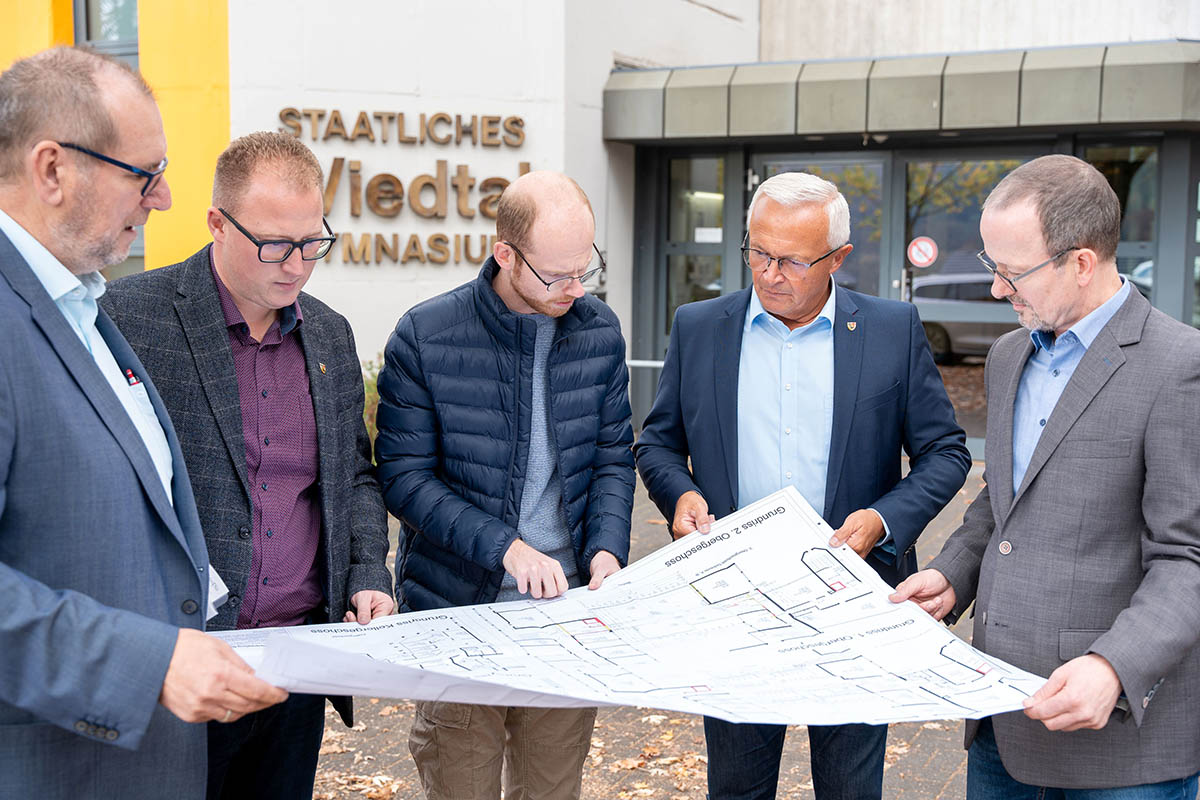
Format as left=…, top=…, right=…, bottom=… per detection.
left=296, top=302, right=333, bottom=542
left=0, top=236, right=190, bottom=548
left=824, top=289, right=862, bottom=517
left=1011, top=293, right=1144, bottom=507
left=94, top=310, right=195, bottom=555
left=714, top=291, right=750, bottom=507
left=174, top=252, right=252, bottom=505
left=992, top=334, right=1031, bottom=523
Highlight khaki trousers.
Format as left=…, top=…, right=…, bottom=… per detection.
left=409, top=702, right=597, bottom=800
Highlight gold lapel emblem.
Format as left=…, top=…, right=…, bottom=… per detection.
left=846, top=321, right=857, bottom=332
left=319, top=362, right=327, bottom=374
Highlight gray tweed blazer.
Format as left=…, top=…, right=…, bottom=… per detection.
left=928, top=288, right=1200, bottom=788
left=100, top=246, right=392, bottom=722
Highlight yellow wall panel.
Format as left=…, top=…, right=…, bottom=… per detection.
left=0, top=0, right=73, bottom=66
left=138, top=0, right=229, bottom=269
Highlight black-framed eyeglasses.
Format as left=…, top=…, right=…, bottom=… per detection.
left=502, top=240, right=606, bottom=292
left=58, top=142, right=167, bottom=197
left=741, top=235, right=844, bottom=278
left=976, top=246, right=1078, bottom=295
left=219, top=208, right=337, bottom=263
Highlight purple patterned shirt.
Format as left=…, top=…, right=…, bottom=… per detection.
left=211, top=262, right=322, bottom=628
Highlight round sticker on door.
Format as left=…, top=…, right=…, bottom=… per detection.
left=907, top=236, right=939, bottom=269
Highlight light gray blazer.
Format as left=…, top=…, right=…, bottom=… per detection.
left=0, top=232, right=210, bottom=797
left=929, top=288, right=1200, bottom=789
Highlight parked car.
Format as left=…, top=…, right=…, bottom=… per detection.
left=911, top=272, right=1019, bottom=363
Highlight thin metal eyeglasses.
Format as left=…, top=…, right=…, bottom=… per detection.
left=502, top=241, right=606, bottom=291
left=219, top=208, right=337, bottom=263
left=741, top=235, right=845, bottom=278
left=976, top=247, right=1079, bottom=295
left=58, top=142, right=167, bottom=197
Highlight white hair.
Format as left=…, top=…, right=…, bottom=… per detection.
left=747, top=171, right=850, bottom=249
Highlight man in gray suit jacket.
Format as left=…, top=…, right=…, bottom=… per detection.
left=101, top=131, right=393, bottom=799
left=0, top=48, right=286, bottom=799
left=893, top=155, right=1200, bottom=797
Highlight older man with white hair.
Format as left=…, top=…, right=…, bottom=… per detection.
left=635, top=171, right=970, bottom=800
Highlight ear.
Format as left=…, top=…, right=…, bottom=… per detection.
left=207, top=207, right=226, bottom=241
left=493, top=240, right=516, bottom=271
left=29, top=141, right=68, bottom=207
left=1073, top=247, right=1098, bottom=287
left=827, top=243, right=853, bottom=276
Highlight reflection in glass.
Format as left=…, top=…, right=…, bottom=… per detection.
left=87, top=0, right=138, bottom=42
left=764, top=161, right=882, bottom=297
left=666, top=255, right=721, bottom=335
left=1086, top=146, right=1158, bottom=242
left=906, top=159, right=1025, bottom=277
left=906, top=158, right=1026, bottom=440
left=668, top=158, right=724, bottom=244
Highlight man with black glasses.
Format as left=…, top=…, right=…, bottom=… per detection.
left=635, top=170, right=970, bottom=800
left=375, top=170, right=634, bottom=800
left=102, top=131, right=393, bottom=800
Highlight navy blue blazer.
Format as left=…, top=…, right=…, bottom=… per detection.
left=634, top=286, right=970, bottom=585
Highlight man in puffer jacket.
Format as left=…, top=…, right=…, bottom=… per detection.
left=375, top=170, right=635, bottom=800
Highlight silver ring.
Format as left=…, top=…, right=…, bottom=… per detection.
left=222, top=709, right=233, bottom=723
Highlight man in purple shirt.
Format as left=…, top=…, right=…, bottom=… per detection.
left=102, top=131, right=393, bottom=799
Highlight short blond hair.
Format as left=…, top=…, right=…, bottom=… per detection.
left=212, top=131, right=323, bottom=212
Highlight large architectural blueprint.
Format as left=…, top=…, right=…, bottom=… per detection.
left=218, top=487, right=1045, bottom=725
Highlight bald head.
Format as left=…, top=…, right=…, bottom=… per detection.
left=0, top=47, right=152, bottom=182
left=496, top=170, right=594, bottom=250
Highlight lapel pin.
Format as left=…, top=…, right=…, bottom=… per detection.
left=846, top=321, right=857, bottom=332
left=319, top=362, right=327, bottom=374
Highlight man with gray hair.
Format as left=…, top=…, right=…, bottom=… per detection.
left=636, top=170, right=969, bottom=799
left=892, top=154, right=1200, bottom=797
left=0, top=47, right=285, bottom=798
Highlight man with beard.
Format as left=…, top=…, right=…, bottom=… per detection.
left=0, top=47, right=285, bottom=798
left=101, top=131, right=394, bottom=800
left=892, top=155, right=1200, bottom=797
left=375, top=170, right=635, bottom=800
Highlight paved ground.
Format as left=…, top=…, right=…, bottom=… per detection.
left=313, top=465, right=987, bottom=799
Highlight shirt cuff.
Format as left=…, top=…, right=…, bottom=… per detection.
left=867, top=507, right=895, bottom=553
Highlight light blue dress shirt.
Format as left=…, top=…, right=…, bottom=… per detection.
left=1012, top=279, right=1131, bottom=495
left=737, top=284, right=836, bottom=516
left=0, top=209, right=174, bottom=503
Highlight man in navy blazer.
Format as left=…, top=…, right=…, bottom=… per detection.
left=0, top=48, right=285, bottom=799
left=635, top=171, right=969, bottom=800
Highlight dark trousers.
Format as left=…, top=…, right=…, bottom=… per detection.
left=704, top=716, right=887, bottom=800
left=206, top=692, right=326, bottom=800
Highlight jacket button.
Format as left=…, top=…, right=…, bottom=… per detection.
left=238, top=526, right=251, bottom=539
left=95, top=726, right=108, bottom=738
left=181, top=599, right=199, bottom=615
left=74, top=720, right=87, bottom=733
left=86, top=724, right=98, bottom=737
left=228, top=594, right=240, bottom=607
left=105, top=729, right=119, bottom=741
left=729, top=504, right=736, bottom=513
left=998, top=540, right=1012, bottom=555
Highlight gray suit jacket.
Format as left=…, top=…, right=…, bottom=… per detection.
left=0, top=232, right=209, bottom=797
left=928, top=288, right=1200, bottom=788
left=100, top=246, right=393, bottom=724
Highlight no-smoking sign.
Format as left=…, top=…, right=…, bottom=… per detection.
left=907, top=236, right=939, bottom=268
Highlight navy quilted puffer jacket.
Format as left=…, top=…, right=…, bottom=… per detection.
left=375, top=258, right=635, bottom=611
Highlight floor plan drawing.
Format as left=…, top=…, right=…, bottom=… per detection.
left=220, top=487, right=1045, bottom=725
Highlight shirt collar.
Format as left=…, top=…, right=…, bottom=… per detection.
left=0, top=207, right=106, bottom=303
left=208, top=248, right=303, bottom=337
left=1029, top=277, right=1131, bottom=352
left=746, top=277, right=837, bottom=335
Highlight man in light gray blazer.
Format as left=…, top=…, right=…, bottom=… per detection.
left=0, top=48, right=285, bottom=799
left=893, top=154, right=1200, bottom=797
